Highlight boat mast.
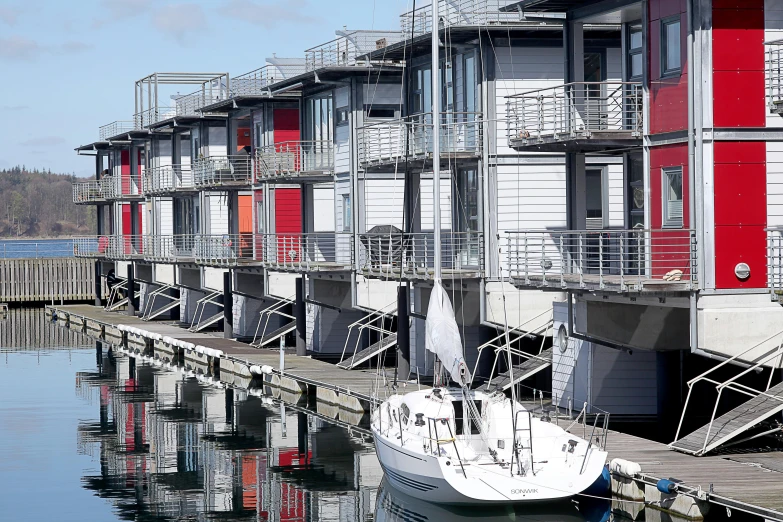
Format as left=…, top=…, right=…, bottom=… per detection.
left=431, top=0, right=442, bottom=282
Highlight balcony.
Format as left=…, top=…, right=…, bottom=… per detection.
left=358, top=113, right=482, bottom=170
left=768, top=41, right=783, bottom=114
left=73, top=235, right=145, bottom=261
left=142, top=164, right=195, bottom=195
left=358, top=230, right=483, bottom=280
left=400, top=0, right=531, bottom=35
left=506, top=229, right=697, bottom=294
left=305, top=30, right=404, bottom=71
left=99, top=121, right=135, bottom=141
left=193, top=155, right=253, bottom=189
left=506, top=82, right=643, bottom=152
left=193, top=233, right=354, bottom=271
left=255, top=141, right=334, bottom=183
left=143, top=235, right=198, bottom=263
left=73, top=178, right=112, bottom=204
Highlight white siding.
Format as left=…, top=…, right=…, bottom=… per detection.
left=420, top=177, right=452, bottom=230
left=590, top=346, right=657, bottom=415
left=364, top=178, right=405, bottom=229
left=768, top=142, right=783, bottom=226
left=312, top=186, right=335, bottom=232
left=159, top=198, right=174, bottom=235
left=494, top=47, right=565, bottom=155
left=207, top=193, right=229, bottom=235
left=607, top=164, right=625, bottom=227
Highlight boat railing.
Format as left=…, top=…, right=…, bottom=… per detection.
left=426, top=416, right=467, bottom=478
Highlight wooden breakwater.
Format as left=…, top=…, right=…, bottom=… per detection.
left=0, top=258, right=95, bottom=303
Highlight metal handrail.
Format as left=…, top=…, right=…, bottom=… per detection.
left=255, top=140, right=334, bottom=180
left=193, top=155, right=253, bottom=187
left=672, top=329, right=783, bottom=453
left=142, top=235, right=198, bottom=263
left=142, top=164, right=194, bottom=194
left=305, top=30, right=404, bottom=71
left=506, top=228, right=697, bottom=292
left=99, top=121, right=135, bottom=140
left=400, top=0, right=532, bottom=34
left=766, top=227, right=783, bottom=296
left=358, top=230, right=484, bottom=278
left=506, top=82, right=643, bottom=144
left=358, top=112, right=483, bottom=167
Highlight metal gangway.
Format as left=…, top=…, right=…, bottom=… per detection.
left=189, top=290, right=224, bottom=332
left=141, top=283, right=180, bottom=321
left=670, top=331, right=783, bottom=455
left=251, top=296, right=296, bottom=348
left=472, top=309, right=554, bottom=392
left=105, top=278, right=138, bottom=312
left=338, top=302, right=398, bottom=370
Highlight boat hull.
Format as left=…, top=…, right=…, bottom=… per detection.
left=372, top=429, right=607, bottom=505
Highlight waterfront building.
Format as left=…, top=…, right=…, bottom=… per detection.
left=74, top=0, right=783, bottom=453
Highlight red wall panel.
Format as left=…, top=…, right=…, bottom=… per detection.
left=648, top=3, right=688, bottom=134
left=121, top=149, right=131, bottom=195
left=713, top=141, right=767, bottom=289
left=121, top=204, right=132, bottom=235
left=273, top=109, right=300, bottom=144
left=275, top=188, right=302, bottom=234
left=649, top=144, right=689, bottom=229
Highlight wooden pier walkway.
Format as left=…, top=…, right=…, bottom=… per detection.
left=43, top=303, right=783, bottom=521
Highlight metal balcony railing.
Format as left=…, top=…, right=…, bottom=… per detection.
left=400, top=0, right=527, bottom=35
left=134, top=106, right=177, bottom=128
left=506, top=82, right=643, bottom=146
left=358, top=112, right=482, bottom=168
left=255, top=141, right=334, bottom=181
left=72, top=178, right=112, bottom=204
left=143, top=235, right=198, bottom=263
left=142, top=164, right=194, bottom=195
left=506, top=229, right=697, bottom=292
left=193, top=155, right=253, bottom=188
left=767, top=228, right=783, bottom=297
left=192, top=233, right=354, bottom=270
left=72, top=235, right=145, bottom=260
left=305, top=30, right=404, bottom=71
left=767, top=41, right=783, bottom=113
left=227, top=64, right=308, bottom=97
left=99, top=121, right=135, bottom=140
left=358, top=231, right=483, bottom=278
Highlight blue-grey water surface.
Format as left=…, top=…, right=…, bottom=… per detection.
left=0, top=309, right=619, bottom=521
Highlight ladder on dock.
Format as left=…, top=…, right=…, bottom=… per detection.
left=141, top=283, right=179, bottom=321
left=670, top=331, right=783, bottom=456
left=338, top=303, right=397, bottom=370
left=486, top=347, right=554, bottom=392
left=189, top=290, right=224, bottom=332
left=251, top=296, right=295, bottom=348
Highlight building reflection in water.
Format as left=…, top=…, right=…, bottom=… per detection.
left=75, top=343, right=381, bottom=521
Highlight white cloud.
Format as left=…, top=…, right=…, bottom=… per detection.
left=0, top=6, right=22, bottom=25
left=153, top=3, right=207, bottom=43
left=92, top=0, right=153, bottom=28
left=19, top=136, right=66, bottom=147
left=0, top=36, right=93, bottom=61
left=221, top=0, right=314, bottom=28
left=0, top=105, right=29, bottom=111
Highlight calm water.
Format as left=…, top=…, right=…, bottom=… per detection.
left=0, top=238, right=76, bottom=258
left=0, top=310, right=620, bottom=521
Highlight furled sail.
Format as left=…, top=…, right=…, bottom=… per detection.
left=426, top=280, right=471, bottom=386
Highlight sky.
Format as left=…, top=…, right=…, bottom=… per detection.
left=0, top=0, right=413, bottom=177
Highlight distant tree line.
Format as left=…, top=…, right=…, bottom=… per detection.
left=0, top=165, right=96, bottom=237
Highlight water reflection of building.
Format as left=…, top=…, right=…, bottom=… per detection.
left=76, top=347, right=381, bottom=521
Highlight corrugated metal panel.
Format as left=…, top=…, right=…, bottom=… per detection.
left=364, top=178, right=405, bottom=229
left=312, top=186, right=335, bottom=232
left=590, top=346, right=657, bottom=415
left=607, top=164, right=625, bottom=227
left=420, top=178, right=452, bottom=230
left=275, top=188, right=302, bottom=234
left=208, top=193, right=230, bottom=235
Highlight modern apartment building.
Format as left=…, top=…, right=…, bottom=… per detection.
left=74, top=0, right=783, bottom=453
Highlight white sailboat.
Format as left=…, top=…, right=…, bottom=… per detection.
left=369, top=0, right=608, bottom=505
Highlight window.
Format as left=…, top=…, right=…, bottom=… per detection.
left=336, top=107, right=349, bottom=125
left=364, top=105, right=397, bottom=119
left=661, top=17, right=681, bottom=76
left=628, top=24, right=643, bottom=79
left=342, top=194, right=351, bottom=231
left=663, top=167, right=683, bottom=228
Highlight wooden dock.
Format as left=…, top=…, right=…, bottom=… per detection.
left=43, top=303, right=783, bottom=522
left=0, top=258, right=96, bottom=303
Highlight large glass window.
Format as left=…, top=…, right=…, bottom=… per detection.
left=661, top=17, right=681, bottom=76
left=585, top=168, right=605, bottom=230
left=628, top=153, right=645, bottom=228
left=256, top=200, right=265, bottom=234
left=305, top=94, right=333, bottom=142
left=628, top=24, right=643, bottom=79
left=663, top=167, right=683, bottom=228
left=342, top=194, right=352, bottom=232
